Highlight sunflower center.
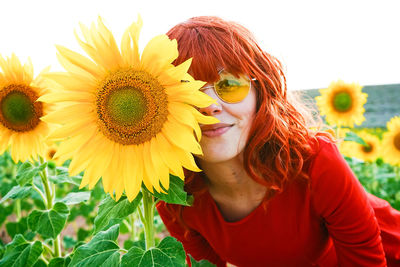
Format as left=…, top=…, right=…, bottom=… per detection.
left=96, top=69, right=168, bottom=145
left=48, top=149, right=56, bottom=159
left=332, top=92, right=353, bottom=112
left=0, top=84, right=42, bottom=132
left=106, top=87, right=147, bottom=125
left=394, top=133, right=400, bottom=151
left=362, top=142, right=373, bottom=153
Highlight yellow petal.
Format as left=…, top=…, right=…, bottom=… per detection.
left=158, top=58, right=193, bottom=86
left=141, top=35, right=178, bottom=77
left=123, top=146, right=141, bottom=202
left=121, top=15, right=142, bottom=67
left=150, top=137, right=170, bottom=190
left=56, top=45, right=102, bottom=78
left=169, top=102, right=201, bottom=141
left=162, top=117, right=202, bottom=155
left=155, top=134, right=184, bottom=180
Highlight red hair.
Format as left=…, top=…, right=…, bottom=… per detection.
left=167, top=16, right=323, bottom=194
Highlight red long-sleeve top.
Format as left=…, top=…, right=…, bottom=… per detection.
left=157, top=136, right=400, bottom=266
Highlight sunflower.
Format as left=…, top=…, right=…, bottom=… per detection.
left=382, top=116, right=400, bottom=166
left=0, top=54, right=52, bottom=163
left=39, top=17, right=218, bottom=201
left=315, top=80, right=367, bottom=127
left=347, top=131, right=381, bottom=162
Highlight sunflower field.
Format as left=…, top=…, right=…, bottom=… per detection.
left=0, top=16, right=399, bottom=267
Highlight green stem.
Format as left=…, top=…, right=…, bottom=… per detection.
left=129, top=213, right=136, bottom=241
left=40, top=254, right=49, bottom=265
left=15, top=199, right=21, bottom=220
left=38, top=157, right=61, bottom=257
left=142, top=189, right=155, bottom=249
left=32, top=184, right=47, bottom=207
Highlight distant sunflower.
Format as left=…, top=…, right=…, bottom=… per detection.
left=315, top=80, right=367, bottom=127
left=40, top=17, right=218, bottom=201
left=382, top=116, right=400, bottom=166
left=353, top=131, right=381, bottom=162
left=0, top=54, right=52, bottom=163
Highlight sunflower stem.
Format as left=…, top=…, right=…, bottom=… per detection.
left=32, top=184, right=47, bottom=207
left=38, top=156, right=61, bottom=258
left=142, top=189, right=155, bottom=250
left=15, top=199, right=22, bottom=220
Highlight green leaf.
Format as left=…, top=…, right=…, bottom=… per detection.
left=0, top=204, right=14, bottom=225
left=0, top=185, right=33, bottom=204
left=77, top=228, right=91, bottom=242
left=152, top=175, right=192, bottom=206
left=60, top=191, right=91, bottom=205
left=6, top=217, right=28, bottom=239
left=344, top=132, right=367, bottom=145
left=69, top=224, right=120, bottom=267
left=48, top=167, right=82, bottom=186
left=33, top=259, right=47, bottom=267
left=48, top=256, right=71, bottom=267
left=190, top=255, right=216, bottom=267
left=28, top=202, right=70, bottom=239
left=94, top=193, right=142, bottom=234
left=16, top=162, right=47, bottom=186
left=63, top=236, right=77, bottom=249
left=121, top=236, right=186, bottom=267
left=0, top=235, right=43, bottom=267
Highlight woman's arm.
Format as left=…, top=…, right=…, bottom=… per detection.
left=310, top=139, right=387, bottom=266
left=156, top=201, right=227, bottom=267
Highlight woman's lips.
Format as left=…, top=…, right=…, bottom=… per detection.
left=201, top=123, right=233, bottom=137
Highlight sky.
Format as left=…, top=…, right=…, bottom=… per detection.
left=0, top=0, right=399, bottom=91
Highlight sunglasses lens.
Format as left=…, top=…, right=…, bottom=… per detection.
left=214, top=73, right=251, bottom=103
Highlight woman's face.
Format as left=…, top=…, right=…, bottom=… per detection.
left=197, top=75, right=257, bottom=163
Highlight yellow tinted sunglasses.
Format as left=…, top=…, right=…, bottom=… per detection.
left=201, top=71, right=256, bottom=104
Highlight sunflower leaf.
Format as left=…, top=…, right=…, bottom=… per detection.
left=27, top=202, right=70, bottom=239
left=59, top=191, right=91, bottom=205
left=120, top=236, right=186, bottom=267
left=190, top=255, right=216, bottom=267
left=152, top=175, right=191, bottom=206
left=94, top=193, right=142, bottom=234
left=344, top=132, right=367, bottom=146
left=48, top=256, right=72, bottom=267
left=16, top=161, right=47, bottom=186
left=68, top=224, right=120, bottom=267
left=48, top=166, right=82, bottom=186
left=0, top=234, right=43, bottom=267
left=0, top=185, right=33, bottom=204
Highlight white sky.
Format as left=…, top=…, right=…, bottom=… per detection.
left=0, top=0, right=399, bottom=90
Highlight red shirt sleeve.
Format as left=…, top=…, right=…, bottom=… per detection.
left=156, top=201, right=227, bottom=267
left=310, top=138, right=387, bottom=266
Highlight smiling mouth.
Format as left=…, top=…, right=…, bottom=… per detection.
left=201, top=124, right=233, bottom=137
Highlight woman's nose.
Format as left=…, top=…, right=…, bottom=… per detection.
left=198, top=102, right=222, bottom=116
left=198, top=87, right=222, bottom=116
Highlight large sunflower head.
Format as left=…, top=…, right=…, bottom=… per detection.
left=315, top=80, right=367, bottom=127
left=0, top=54, right=53, bottom=163
left=382, top=116, right=400, bottom=166
left=40, top=16, right=218, bottom=201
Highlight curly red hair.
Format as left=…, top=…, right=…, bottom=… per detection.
left=167, top=16, right=323, bottom=196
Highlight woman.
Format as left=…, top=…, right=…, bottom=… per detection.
left=156, top=16, right=400, bottom=267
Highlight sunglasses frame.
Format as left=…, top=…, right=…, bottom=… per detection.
left=201, top=73, right=257, bottom=104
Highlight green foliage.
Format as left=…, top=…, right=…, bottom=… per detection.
left=0, top=185, right=33, bottom=204
left=190, top=255, right=217, bottom=267
left=94, top=193, right=142, bottom=234
left=151, top=175, right=193, bottom=206
left=69, top=224, right=121, bottom=267
left=59, top=192, right=91, bottom=205
left=0, top=235, right=43, bottom=267
left=120, top=237, right=186, bottom=267
left=16, top=162, right=47, bottom=186
left=28, top=202, right=70, bottom=239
